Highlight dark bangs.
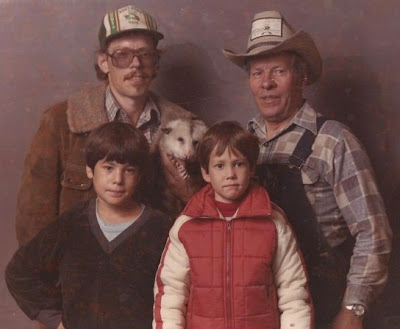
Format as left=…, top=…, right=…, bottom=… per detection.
left=85, top=122, right=149, bottom=171
left=198, top=121, right=259, bottom=171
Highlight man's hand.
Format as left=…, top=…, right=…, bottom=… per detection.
left=57, top=322, right=65, bottom=329
left=159, top=148, right=200, bottom=203
left=331, top=307, right=363, bottom=329
left=34, top=321, right=47, bottom=329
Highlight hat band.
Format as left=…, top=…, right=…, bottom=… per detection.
left=247, top=41, right=281, bottom=53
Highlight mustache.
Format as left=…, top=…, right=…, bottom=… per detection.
left=123, top=71, right=150, bottom=80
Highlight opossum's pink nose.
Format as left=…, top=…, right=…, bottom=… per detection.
left=184, top=152, right=194, bottom=160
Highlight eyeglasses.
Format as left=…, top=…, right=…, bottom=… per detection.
left=106, top=48, right=159, bottom=69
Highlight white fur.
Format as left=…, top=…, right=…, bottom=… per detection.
left=159, top=118, right=207, bottom=179
left=159, top=118, right=207, bottom=161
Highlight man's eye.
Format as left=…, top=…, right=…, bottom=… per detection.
left=114, top=50, right=131, bottom=59
left=138, top=51, right=151, bottom=58
left=274, top=69, right=285, bottom=75
left=215, top=164, right=224, bottom=169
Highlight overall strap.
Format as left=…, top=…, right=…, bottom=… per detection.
left=289, top=116, right=327, bottom=168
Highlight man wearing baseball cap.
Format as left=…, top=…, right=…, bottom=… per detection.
left=15, top=5, right=199, bottom=247
left=223, top=11, right=392, bottom=329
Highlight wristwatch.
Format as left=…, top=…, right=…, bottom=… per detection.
left=345, top=304, right=365, bottom=318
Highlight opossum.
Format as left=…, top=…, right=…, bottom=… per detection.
left=159, top=118, right=208, bottom=179
left=149, top=118, right=208, bottom=218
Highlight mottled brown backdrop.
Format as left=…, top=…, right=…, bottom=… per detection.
left=1, top=0, right=399, bottom=328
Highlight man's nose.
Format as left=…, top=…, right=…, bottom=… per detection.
left=130, top=55, right=141, bottom=68
left=261, top=73, right=277, bottom=90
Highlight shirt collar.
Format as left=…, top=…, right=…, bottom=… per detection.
left=136, top=95, right=161, bottom=128
left=104, top=86, right=161, bottom=127
left=248, top=102, right=318, bottom=139
left=292, top=102, right=318, bottom=135
left=105, top=86, right=122, bottom=122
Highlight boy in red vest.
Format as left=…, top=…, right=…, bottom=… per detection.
left=153, top=121, right=313, bottom=329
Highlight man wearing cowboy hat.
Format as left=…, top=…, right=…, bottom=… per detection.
left=15, top=4, right=199, bottom=248
left=223, top=11, right=392, bottom=329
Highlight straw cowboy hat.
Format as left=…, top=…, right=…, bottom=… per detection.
left=222, top=11, right=322, bottom=84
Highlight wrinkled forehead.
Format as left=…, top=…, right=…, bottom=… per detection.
left=247, top=51, right=295, bottom=69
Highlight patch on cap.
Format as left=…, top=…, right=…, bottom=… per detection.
left=104, top=5, right=158, bottom=38
left=222, top=10, right=322, bottom=84
left=251, top=18, right=282, bottom=40
left=98, top=5, right=163, bottom=49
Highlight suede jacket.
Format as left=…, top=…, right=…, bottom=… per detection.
left=16, top=84, right=194, bottom=245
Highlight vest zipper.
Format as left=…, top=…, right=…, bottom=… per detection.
left=226, top=220, right=233, bottom=329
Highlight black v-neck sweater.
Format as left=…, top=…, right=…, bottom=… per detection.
left=6, top=199, right=171, bottom=329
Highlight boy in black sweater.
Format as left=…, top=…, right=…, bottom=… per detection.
left=6, top=122, right=171, bottom=329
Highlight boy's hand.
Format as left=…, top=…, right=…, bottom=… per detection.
left=160, top=149, right=199, bottom=203
left=331, top=307, right=363, bottom=329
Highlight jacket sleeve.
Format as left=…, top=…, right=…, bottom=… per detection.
left=271, top=206, right=313, bottom=329
left=5, top=219, right=63, bottom=329
left=153, top=215, right=191, bottom=329
left=15, top=105, right=65, bottom=245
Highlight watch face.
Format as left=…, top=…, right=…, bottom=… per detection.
left=353, top=304, right=365, bottom=317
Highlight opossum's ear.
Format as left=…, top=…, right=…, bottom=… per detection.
left=193, top=119, right=207, bottom=128
left=192, top=119, right=208, bottom=135
left=161, top=127, right=172, bottom=134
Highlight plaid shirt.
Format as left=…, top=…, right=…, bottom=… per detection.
left=248, top=102, right=392, bottom=307
left=105, top=86, right=160, bottom=143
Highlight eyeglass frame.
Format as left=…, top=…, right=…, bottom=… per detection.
left=105, top=47, right=161, bottom=69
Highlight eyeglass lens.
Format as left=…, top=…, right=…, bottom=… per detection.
left=109, top=48, right=158, bottom=68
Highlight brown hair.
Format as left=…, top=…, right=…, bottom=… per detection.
left=85, top=122, right=149, bottom=172
left=197, top=121, right=260, bottom=173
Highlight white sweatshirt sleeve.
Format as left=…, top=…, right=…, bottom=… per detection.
left=153, top=215, right=192, bottom=329
left=271, top=204, right=314, bottom=329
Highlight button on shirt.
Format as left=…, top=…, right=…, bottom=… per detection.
left=105, top=86, right=160, bottom=143
left=248, top=102, right=392, bottom=307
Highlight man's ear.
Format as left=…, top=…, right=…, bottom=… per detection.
left=97, top=53, right=109, bottom=75
left=201, top=166, right=211, bottom=183
left=86, top=165, right=94, bottom=179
